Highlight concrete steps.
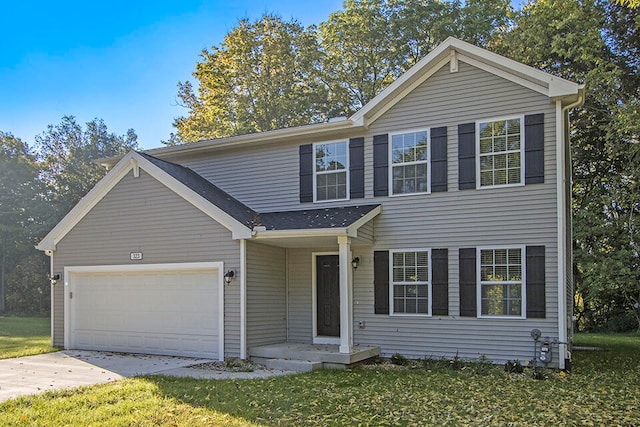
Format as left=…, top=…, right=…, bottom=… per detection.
left=252, top=357, right=323, bottom=373
left=248, top=343, right=380, bottom=371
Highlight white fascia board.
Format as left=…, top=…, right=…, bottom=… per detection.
left=350, top=40, right=453, bottom=126
left=99, top=119, right=359, bottom=167
left=253, top=228, right=350, bottom=240
left=134, top=155, right=252, bottom=239
left=37, top=151, right=251, bottom=251
left=37, top=152, right=140, bottom=251
left=345, top=205, right=382, bottom=237
left=350, top=37, right=582, bottom=128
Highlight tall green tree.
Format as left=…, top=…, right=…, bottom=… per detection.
left=317, top=0, right=511, bottom=115
left=498, top=0, right=640, bottom=331
left=174, top=14, right=326, bottom=143
left=318, top=0, right=400, bottom=114
left=0, top=133, right=44, bottom=313
left=36, top=116, right=138, bottom=225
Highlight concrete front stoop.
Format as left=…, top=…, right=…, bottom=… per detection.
left=248, top=343, right=380, bottom=372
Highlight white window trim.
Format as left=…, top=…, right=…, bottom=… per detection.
left=476, top=245, right=527, bottom=319
left=389, top=248, right=432, bottom=317
left=388, top=129, right=431, bottom=197
left=475, top=115, right=525, bottom=190
left=312, top=140, right=350, bottom=203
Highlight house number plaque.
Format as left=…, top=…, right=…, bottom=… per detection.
left=130, top=252, right=143, bottom=260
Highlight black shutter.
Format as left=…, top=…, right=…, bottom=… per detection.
left=374, top=250, right=389, bottom=314
left=430, top=127, right=448, bottom=192
left=349, top=137, right=365, bottom=199
left=299, top=144, right=313, bottom=203
left=431, top=249, right=448, bottom=315
left=458, top=123, right=476, bottom=190
left=459, top=248, right=477, bottom=317
left=373, top=134, right=388, bottom=196
left=525, top=113, right=545, bottom=184
left=526, top=245, right=546, bottom=318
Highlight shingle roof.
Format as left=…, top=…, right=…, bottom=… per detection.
left=258, top=205, right=380, bottom=231
left=138, top=152, right=259, bottom=228
left=140, top=152, right=380, bottom=232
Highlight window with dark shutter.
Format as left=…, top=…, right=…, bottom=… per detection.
left=525, top=114, right=545, bottom=184
left=430, top=127, right=448, bottom=192
left=374, top=250, right=389, bottom=314
left=526, top=245, right=546, bottom=318
left=299, top=144, right=313, bottom=203
left=349, top=137, right=365, bottom=199
left=458, top=123, right=476, bottom=190
left=373, top=134, right=388, bottom=196
left=432, top=249, right=448, bottom=315
left=459, top=248, right=477, bottom=316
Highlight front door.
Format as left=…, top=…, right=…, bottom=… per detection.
left=316, top=255, right=340, bottom=337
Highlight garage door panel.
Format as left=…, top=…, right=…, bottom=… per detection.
left=70, top=266, right=219, bottom=358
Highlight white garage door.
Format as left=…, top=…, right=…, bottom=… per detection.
left=67, top=263, right=221, bottom=359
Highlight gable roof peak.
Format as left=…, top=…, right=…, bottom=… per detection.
left=350, top=37, right=584, bottom=127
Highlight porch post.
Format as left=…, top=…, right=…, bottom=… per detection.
left=338, top=236, right=353, bottom=353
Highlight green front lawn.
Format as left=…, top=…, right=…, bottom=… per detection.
left=1, top=333, right=638, bottom=426
left=0, top=316, right=58, bottom=359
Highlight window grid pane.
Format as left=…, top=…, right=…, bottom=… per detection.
left=392, top=251, right=429, bottom=314
left=478, top=118, right=522, bottom=186
left=391, top=131, right=429, bottom=194
left=480, top=248, right=523, bottom=316
left=315, top=141, right=347, bottom=201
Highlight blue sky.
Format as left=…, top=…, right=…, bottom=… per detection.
left=1, top=1, right=343, bottom=150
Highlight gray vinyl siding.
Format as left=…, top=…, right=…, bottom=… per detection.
left=277, top=62, right=562, bottom=364
left=246, top=241, right=286, bottom=349
left=51, top=170, right=241, bottom=357
left=352, top=61, right=560, bottom=363
left=285, top=248, right=315, bottom=342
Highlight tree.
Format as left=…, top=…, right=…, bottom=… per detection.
left=174, top=14, right=326, bottom=143
left=36, top=116, right=138, bottom=225
left=498, top=0, right=640, bottom=331
left=318, top=0, right=401, bottom=115
left=0, top=133, right=42, bottom=313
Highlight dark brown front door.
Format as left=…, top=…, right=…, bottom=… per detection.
left=316, top=255, right=340, bottom=337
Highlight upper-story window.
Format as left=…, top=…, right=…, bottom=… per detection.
left=477, top=117, right=524, bottom=188
left=314, top=141, right=348, bottom=202
left=479, top=247, right=524, bottom=317
left=390, top=130, right=430, bottom=195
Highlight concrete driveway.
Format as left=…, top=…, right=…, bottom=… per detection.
left=0, top=351, right=213, bottom=402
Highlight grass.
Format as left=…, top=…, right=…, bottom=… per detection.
left=0, top=315, right=58, bottom=359
left=0, top=333, right=638, bottom=426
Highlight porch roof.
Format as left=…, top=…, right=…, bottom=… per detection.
left=257, top=205, right=380, bottom=231
left=140, top=152, right=380, bottom=243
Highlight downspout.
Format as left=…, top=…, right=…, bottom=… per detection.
left=48, top=250, right=54, bottom=346
left=240, top=239, right=247, bottom=360
left=556, top=90, right=585, bottom=370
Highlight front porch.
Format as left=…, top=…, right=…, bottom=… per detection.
left=248, top=342, right=380, bottom=372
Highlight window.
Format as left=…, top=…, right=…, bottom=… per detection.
left=479, top=247, right=524, bottom=317
left=314, top=141, right=348, bottom=201
left=391, top=250, right=430, bottom=315
left=478, top=117, right=523, bottom=187
left=390, top=130, right=429, bottom=195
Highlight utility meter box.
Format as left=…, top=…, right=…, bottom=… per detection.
left=539, top=340, right=552, bottom=363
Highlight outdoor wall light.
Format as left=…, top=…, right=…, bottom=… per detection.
left=351, top=257, right=360, bottom=269
left=224, top=270, right=235, bottom=285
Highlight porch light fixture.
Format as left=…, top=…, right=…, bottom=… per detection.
left=224, top=270, right=235, bottom=285
left=351, top=257, right=360, bottom=269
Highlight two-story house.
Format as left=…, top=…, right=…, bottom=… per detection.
left=37, top=38, right=584, bottom=370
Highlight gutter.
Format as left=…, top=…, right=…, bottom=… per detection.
left=98, top=119, right=361, bottom=168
